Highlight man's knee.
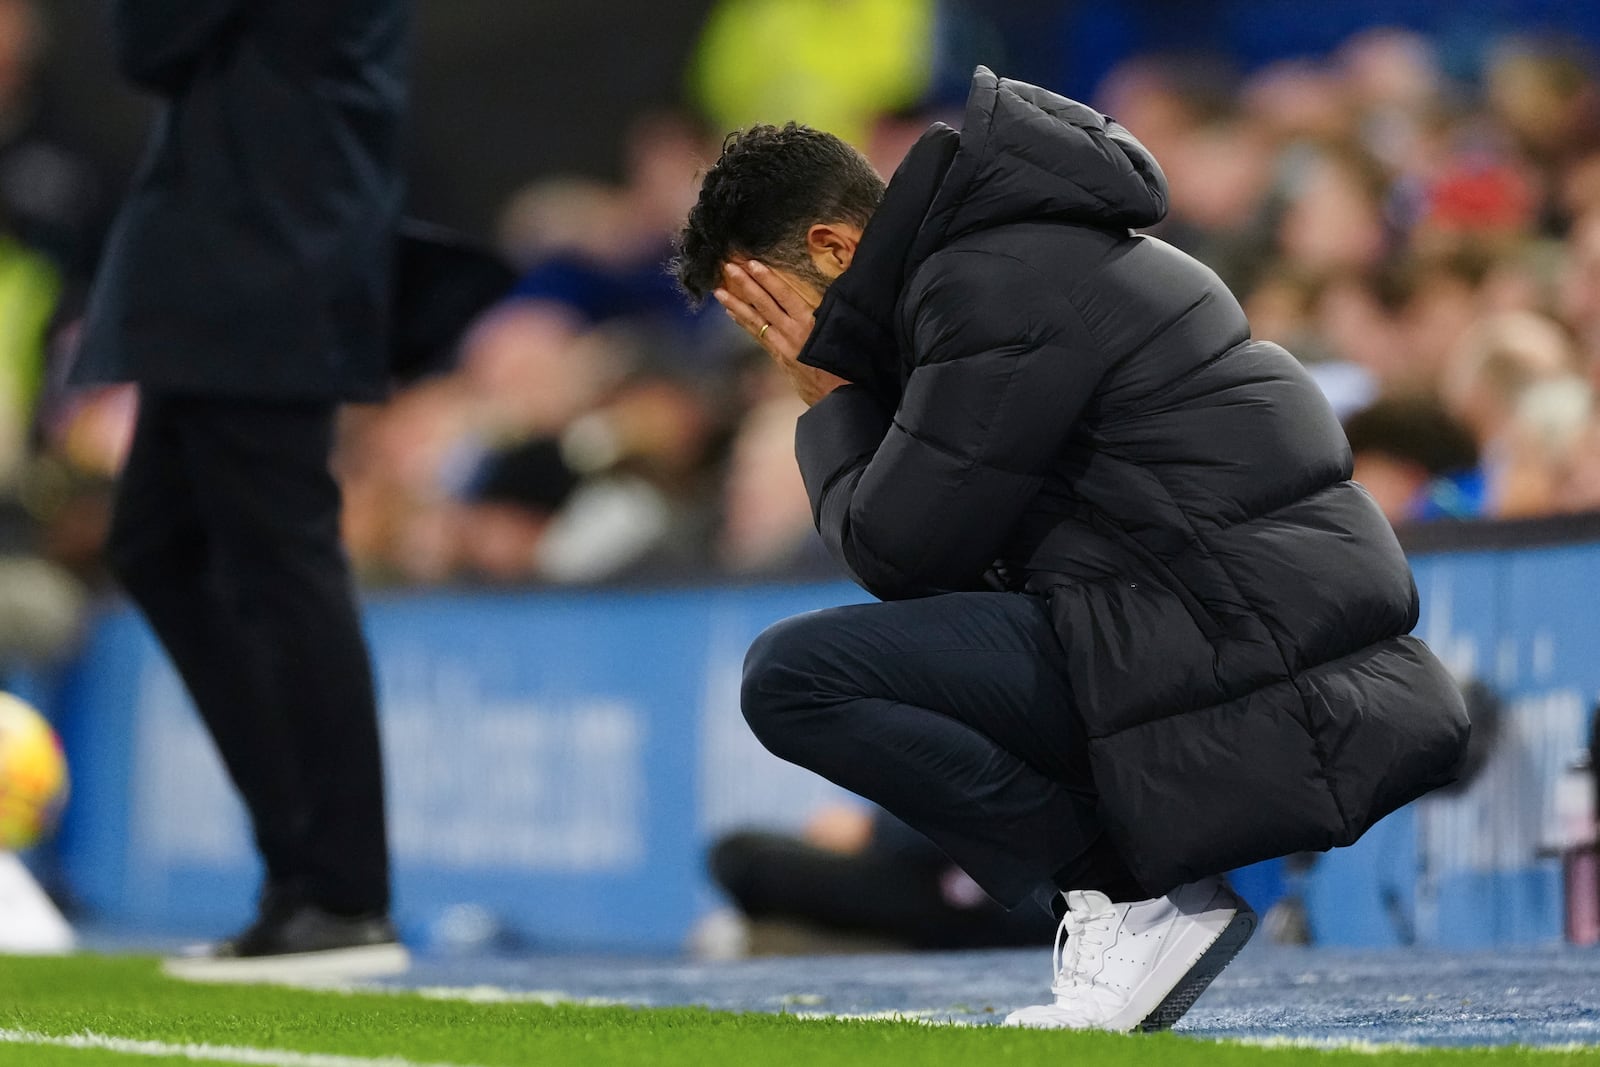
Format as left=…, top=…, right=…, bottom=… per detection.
left=740, top=612, right=830, bottom=758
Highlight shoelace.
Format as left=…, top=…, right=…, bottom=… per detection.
left=1048, top=905, right=1111, bottom=995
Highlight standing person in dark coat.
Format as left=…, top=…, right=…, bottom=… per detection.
left=676, top=67, right=1470, bottom=1031
left=73, top=0, right=411, bottom=980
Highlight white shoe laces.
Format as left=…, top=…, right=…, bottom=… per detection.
left=1048, top=892, right=1115, bottom=997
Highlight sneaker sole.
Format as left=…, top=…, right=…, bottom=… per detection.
left=162, top=942, right=411, bottom=986
left=1135, top=898, right=1257, bottom=1032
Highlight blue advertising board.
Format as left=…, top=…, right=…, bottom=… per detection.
left=1307, top=540, right=1600, bottom=948
left=50, top=583, right=871, bottom=952
left=36, top=528, right=1600, bottom=951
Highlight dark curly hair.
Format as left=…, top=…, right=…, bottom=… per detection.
left=673, top=122, right=886, bottom=304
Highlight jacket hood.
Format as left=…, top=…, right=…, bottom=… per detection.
left=911, top=67, right=1168, bottom=263
left=798, top=67, right=1168, bottom=397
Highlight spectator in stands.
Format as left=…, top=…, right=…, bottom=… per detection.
left=1486, top=38, right=1600, bottom=233
left=1442, top=311, right=1575, bottom=455
left=863, top=102, right=963, bottom=179
left=1241, top=57, right=1356, bottom=148
left=457, top=437, right=579, bottom=583
left=454, top=301, right=616, bottom=445
left=495, top=177, right=621, bottom=273
left=1276, top=144, right=1393, bottom=276
left=1392, top=251, right=1505, bottom=395
left=1096, top=54, right=1238, bottom=182
left=339, top=380, right=478, bottom=587
left=1493, top=376, right=1594, bottom=519
left=1440, top=311, right=1579, bottom=516
left=1559, top=209, right=1600, bottom=376
left=1560, top=412, right=1600, bottom=513
left=538, top=370, right=722, bottom=583
left=1344, top=395, right=1483, bottom=523
left=715, top=391, right=834, bottom=577
left=1336, top=28, right=1443, bottom=175
left=1149, top=112, right=1275, bottom=295
left=502, top=112, right=726, bottom=377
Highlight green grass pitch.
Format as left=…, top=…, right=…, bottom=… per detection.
left=0, top=954, right=1592, bottom=1066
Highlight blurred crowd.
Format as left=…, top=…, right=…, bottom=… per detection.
left=1124, top=29, right=1600, bottom=525
left=0, top=1, right=1597, bottom=650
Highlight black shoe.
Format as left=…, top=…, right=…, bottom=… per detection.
left=164, top=901, right=410, bottom=984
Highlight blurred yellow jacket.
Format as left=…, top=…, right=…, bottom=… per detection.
left=0, top=238, right=59, bottom=484
left=692, top=0, right=935, bottom=149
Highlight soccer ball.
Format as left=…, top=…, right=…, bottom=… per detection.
left=0, top=693, right=69, bottom=852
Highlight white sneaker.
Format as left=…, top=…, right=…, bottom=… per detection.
left=1002, top=876, right=1256, bottom=1032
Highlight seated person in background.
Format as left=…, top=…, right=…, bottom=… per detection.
left=705, top=804, right=1056, bottom=956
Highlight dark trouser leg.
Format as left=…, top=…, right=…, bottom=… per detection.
left=107, top=394, right=308, bottom=891
left=107, top=393, right=389, bottom=915
left=740, top=591, right=1137, bottom=909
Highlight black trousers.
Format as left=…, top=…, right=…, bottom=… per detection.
left=107, top=393, right=389, bottom=916
left=709, top=826, right=1060, bottom=950
left=741, top=591, right=1142, bottom=910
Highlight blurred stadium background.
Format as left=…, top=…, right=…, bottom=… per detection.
left=3, top=0, right=1600, bottom=960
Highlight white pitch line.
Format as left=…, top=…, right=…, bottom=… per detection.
left=408, top=984, right=625, bottom=1008
left=1234, top=1035, right=1600, bottom=1055
left=0, top=1028, right=488, bottom=1067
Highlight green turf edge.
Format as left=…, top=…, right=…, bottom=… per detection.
left=0, top=1049, right=211, bottom=1067
left=0, top=954, right=1592, bottom=1067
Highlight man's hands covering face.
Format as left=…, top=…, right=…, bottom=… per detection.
left=714, top=260, right=849, bottom=406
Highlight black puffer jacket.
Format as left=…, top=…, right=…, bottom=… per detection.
left=794, top=68, right=1470, bottom=895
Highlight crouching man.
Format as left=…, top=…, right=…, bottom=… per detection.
left=675, top=67, right=1469, bottom=1031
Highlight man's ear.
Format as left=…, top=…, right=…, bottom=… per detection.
left=805, top=222, right=864, bottom=277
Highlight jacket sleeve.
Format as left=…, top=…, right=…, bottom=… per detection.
left=795, top=249, right=1108, bottom=601
left=112, top=0, right=244, bottom=93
